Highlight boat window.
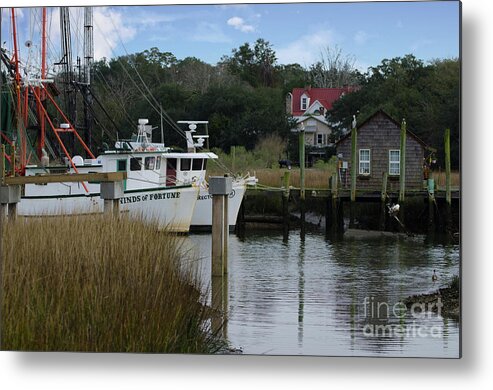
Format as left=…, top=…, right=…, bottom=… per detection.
left=155, top=156, right=161, bottom=170
left=145, top=157, right=155, bottom=170
left=167, top=158, right=177, bottom=170
left=130, top=157, right=142, bottom=171
left=192, top=159, right=203, bottom=171
left=181, top=158, right=191, bottom=171
left=117, top=159, right=127, bottom=172
left=203, top=159, right=207, bottom=170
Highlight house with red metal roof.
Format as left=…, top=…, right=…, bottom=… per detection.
left=286, top=86, right=355, bottom=148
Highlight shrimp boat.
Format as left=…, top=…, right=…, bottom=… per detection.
left=17, top=120, right=219, bottom=232
left=110, top=120, right=257, bottom=232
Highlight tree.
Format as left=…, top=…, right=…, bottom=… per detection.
left=221, top=38, right=278, bottom=87
left=309, top=46, right=362, bottom=88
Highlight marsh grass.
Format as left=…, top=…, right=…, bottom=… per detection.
left=1, top=215, right=222, bottom=353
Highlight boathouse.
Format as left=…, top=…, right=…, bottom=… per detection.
left=336, top=110, right=428, bottom=191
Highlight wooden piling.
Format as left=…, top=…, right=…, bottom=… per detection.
left=299, top=129, right=306, bottom=237
left=444, top=128, right=452, bottom=232
left=211, top=195, right=224, bottom=277
left=350, top=124, right=357, bottom=203
left=349, top=122, right=357, bottom=228
left=325, top=175, right=333, bottom=234
left=399, top=119, right=407, bottom=203
left=331, top=173, right=340, bottom=234
left=282, top=171, right=290, bottom=239
left=427, top=179, right=436, bottom=236
left=380, top=172, right=388, bottom=230
left=223, top=192, right=229, bottom=274
left=210, top=176, right=232, bottom=277
left=299, top=131, right=305, bottom=201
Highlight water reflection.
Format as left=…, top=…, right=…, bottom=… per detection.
left=186, top=230, right=460, bottom=357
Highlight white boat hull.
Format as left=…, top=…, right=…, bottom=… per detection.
left=18, top=185, right=199, bottom=233
left=190, top=180, right=246, bottom=230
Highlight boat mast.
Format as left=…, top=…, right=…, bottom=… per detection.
left=58, top=7, right=76, bottom=154
left=36, top=7, right=47, bottom=159
left=10, top=8, right=26, bottom=171
left=82, top=6, right=94, bottom=156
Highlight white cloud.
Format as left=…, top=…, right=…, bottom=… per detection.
left=277, top=30, right=334, bottom=66
left=227, top=16, right=254, bottom=33
left=191, top=22, right=231, bottom=43
left=92, top=7, right=136, bottom=60
left=354, top=30, right=369, bottom=45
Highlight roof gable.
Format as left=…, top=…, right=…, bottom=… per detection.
left=290, top=86, right=354, bottom=116
left=335, top=109, right=428, bottom=148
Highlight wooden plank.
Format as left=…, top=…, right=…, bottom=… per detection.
left=4, top=171, right=127, bottom=185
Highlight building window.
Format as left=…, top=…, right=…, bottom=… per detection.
left=130, top=157, right=142, bottom=171
left=301, top=97, right=308, bottom=110
left=389, top=150, right=400, bottom=176
left=317, top=134, right=327, bottom=145
left=359, top=149, right=370, bottom=175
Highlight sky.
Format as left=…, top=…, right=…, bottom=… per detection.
left=1, top=1, right=460, bottom=73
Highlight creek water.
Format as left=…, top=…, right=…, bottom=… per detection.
left=184, top=229, right=460, bottom=357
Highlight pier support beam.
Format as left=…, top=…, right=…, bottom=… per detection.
left=282, top=171, right=291, bottom=241
left=0, top=185, right=21, bottom=222
left=380, top=172, right=388, bottom=231
left=350, top=120, right=357, bottom=228
left=427, top=178, right=436, bottom=238
left=399, top=119, right=407, bottom=203
left=444, top=128, right=452, bottom=233
left=100, top=181, right=124, bottom=217
left=299, top=127, right=306, bottom=238
left=210, top=176, right=232, bottom=277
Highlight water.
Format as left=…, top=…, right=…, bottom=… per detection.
left=185, top=230, right=460, bottom=357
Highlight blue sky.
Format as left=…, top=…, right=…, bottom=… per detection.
left=1, top=1, right=460, bottom=72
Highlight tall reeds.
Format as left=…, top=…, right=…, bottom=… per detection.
left=1, top=215, right=222, bottom=353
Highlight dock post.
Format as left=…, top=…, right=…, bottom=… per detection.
left=209, top=176, right=232, bottom=338
left=350, top=119, right=357, bottom=228
left=331, top=173, right=340, bottom=235
left=299, top=127, right=306, bottom=237
left=0, top=185, right=21, bottom=222
left=444, top=128, right=452, bottom=232
left=380, top=172, right=388, bottom=230
left=282, top=171, right=291, bottom=240
left=209, top=176, right=232, bottom=277
left=100, top=181, right=124, bottom=217
left=399, top=119, right=407, bottom=203
left=399, top=119, right=407, bottom=226
left=326, top=175, right=333, bottom=235
left=427, top=178, right=436, bottom=237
